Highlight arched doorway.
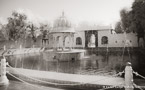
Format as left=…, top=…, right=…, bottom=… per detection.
left=88, top=34, right=96, bottom=47
left=64, top=36, right=70, bottom=48
left=76, top=37, right=82, bottom=45
left=101, top=36, right=108, bottom=45
left=85, top=30, right=98, bottom=48
left=56, top=36, right=61, bottom=49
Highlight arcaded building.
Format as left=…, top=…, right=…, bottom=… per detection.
left=47, top=13, right=138, bottom=49
left=48, top=12, right=75, bottom=50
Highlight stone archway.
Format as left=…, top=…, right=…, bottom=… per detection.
left=85, top=30, right=98, bottom=48
left=64, top=36, right=70, bottom=48
left=56, top=36, right=61, bottom=49
left=76, top=37, right=82, bottom=45
left=88, top=34, right=96, bottom=47
left=101, top=36, right=108, bottom=45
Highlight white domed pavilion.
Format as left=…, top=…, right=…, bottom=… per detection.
left=50, top=12, right=75, bottom=51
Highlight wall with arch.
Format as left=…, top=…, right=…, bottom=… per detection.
left=98, top=30, right=138, bottom=47
left=73, top=31, right=85, bottom=48
left=47, top=33, right=74, bottom=49
left=47, top=30, right=138, bottom=49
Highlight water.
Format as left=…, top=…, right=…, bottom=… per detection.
left=0, top=51, right=140, bottom=90
left=5, top=51, right=138, bottom=74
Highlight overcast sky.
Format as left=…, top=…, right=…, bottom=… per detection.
left=0, top=0, right=134, bottom=26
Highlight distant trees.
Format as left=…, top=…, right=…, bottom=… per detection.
left=115, top=9, right=132, bottom=34
left=6, top=10, right=27, bottom=42
left=0, top=18, right=8, bottom=40
left=0, top=9, right=51, bottom=47
left=131, top=0, right=145, bottom=44
left=114, top=21, right=123, bottom=33
left=40, top=23, right=51, bottom=39
left=120, top=9, right=132, bottom=33
left=26, top=23, right=38, bottom=43
left=115, top=0, right=145, bottom=46
left=40, top=23, right=51, bottom=45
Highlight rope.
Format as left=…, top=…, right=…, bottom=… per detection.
left=8, top=64, right=71, bottom=86
left=133, top=71, right=145, bottom=90
left=133, top=71, right=145, bottom=80
left=7, top=72, right=31, bottom=84
left=99, top=71, right=125, bottom=90
left=7, top=64, right=123, bottom=87
left=133, top=83, right=144, bottom=90
left=113, top=71, right=124, bottom=77
left=7, top=72, right=48, bottom=90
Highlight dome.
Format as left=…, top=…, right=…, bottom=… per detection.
left=53, top=12, right=71, bottom=28
left=52, top=12, right=75, bottom=33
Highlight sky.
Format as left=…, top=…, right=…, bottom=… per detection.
left=0, top=0, right=134, bottom=26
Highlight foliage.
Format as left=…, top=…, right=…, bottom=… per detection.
left=6, top=10, right=27, bottom=41
left=2, top=9, right=51, bottom=45
left=40, top=23, right=51, bottom=39
left=0, top=18, right=8, bottom=40
left=114, top=21, right=123, bottom=33
left=26, top=21, right=51, bottom=43
left=116, top=0, right=145, bottom=45
left=131, top=0, right=145, bottom=38
left=26, top=23, right=38, bottom=42
left=120, top=9, right=132, bottom=33
left=0, top=25, right=7, bottom=40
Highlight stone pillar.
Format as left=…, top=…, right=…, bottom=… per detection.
left=72, top=34, right=74, bottom=49
left=0, top=56, right=9, bottom=85
left=53, top=36, right=57, bottom=51
left=125, top=62, right=134, bottom=90
left=69, top=35, right=72, bottom=51
left=62, top=36, right=65, bottom=51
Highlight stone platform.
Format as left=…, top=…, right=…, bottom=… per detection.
left=54, top=49, right=86, bottom=61
left=44, top=49, right=86, bottom=61
left=0, top=48, right=44, bottom=56
left=7, top=67, right=125, bottom=89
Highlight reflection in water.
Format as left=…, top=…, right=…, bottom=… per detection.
left=1, top=51, right=139, bottom=90
left=6, top=52, right=138, bottom=75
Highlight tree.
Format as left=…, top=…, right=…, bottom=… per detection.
left=119, top=0, right=145, bottom=46
left=39, top=23, right=51, bottom=45
left=5, top=9, right=47, bottom=46
left=26, top=23, right=37, bottom=43
left=40, top=23, right=51, bottom=38
left=114, top=21, right=123, bottom=33
left=0, top=25, right=7, bottom=40
left=131, top=0, right=145, bottom=45
left=0, top=18, right=8, bottom=40
left=25, top=20, right=51, bottom=45
left=0, top=22, right=5, bottom=40
left=120, top=8, right=132, bottom=33
left=6, top=10, right=27, bottom=42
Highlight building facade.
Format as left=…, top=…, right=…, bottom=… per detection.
left=47, top=13, right=138, bottom=49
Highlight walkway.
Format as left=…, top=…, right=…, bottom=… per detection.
left=7, top=67, right=125, bottom=87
